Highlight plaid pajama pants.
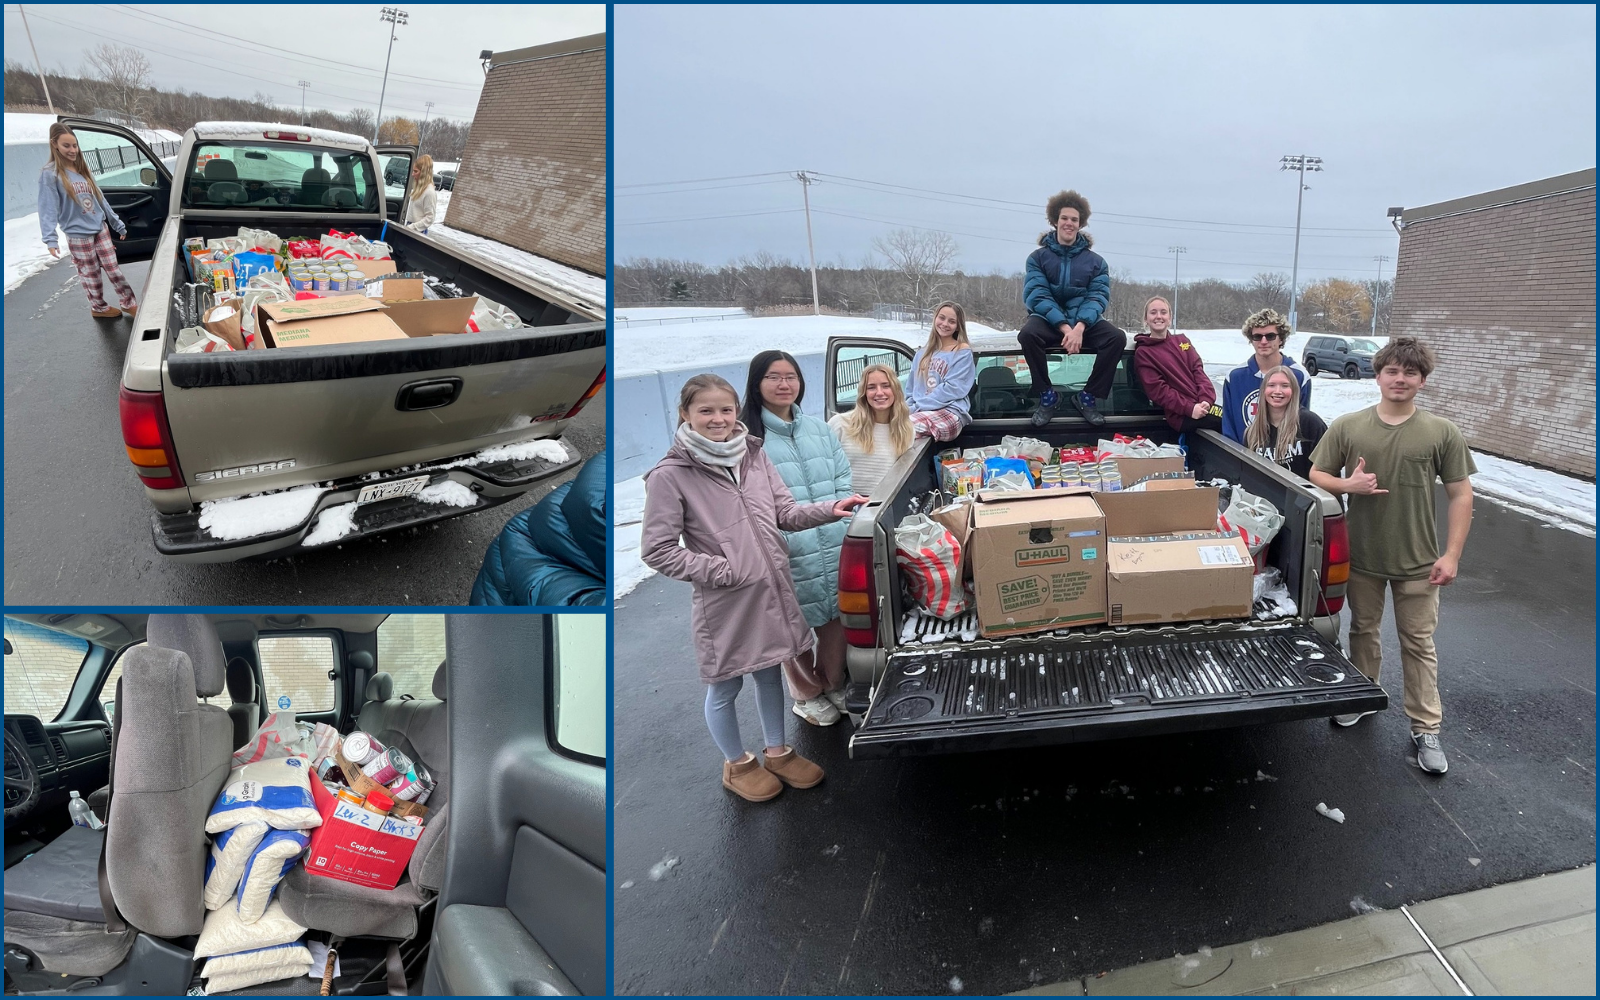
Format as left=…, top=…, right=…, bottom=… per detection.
left=909, top=408, right=965, bottom=442
left=66, top=226, right=137, bottom=312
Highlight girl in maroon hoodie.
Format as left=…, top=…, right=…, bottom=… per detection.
left=1131, top=296, right=1221, bottom=433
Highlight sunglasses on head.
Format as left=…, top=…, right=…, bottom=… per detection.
left=1248, top=332, right=1281, bottom=342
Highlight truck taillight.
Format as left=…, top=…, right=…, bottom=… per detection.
left=1317, top=513, right=1350, bottom=616
left=118, top=387, right=185, bottom=491
left=838, top=534, right=878, bottom=647
left=563, top=368, right=606, bottom=419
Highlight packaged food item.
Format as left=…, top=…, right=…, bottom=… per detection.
left=203, top=301, right=247, bottom=352
left=388, top=772, right=424, bottom=801
left=361, top=789, right=394, bottom=815
left=361, top=748, right=411, bottom=785
left=341, top=732, right=380, bottom=767
left=983, top=457, right=1034, bottom=487
left=335, top=788, right=364, bottom=809
left=229, top=251, right=280, bottom=287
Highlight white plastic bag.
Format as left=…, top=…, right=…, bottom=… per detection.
left=465, top=294, right=523, bottom=332
left=205, top=757, right=322, bottom=834
left=175, top=328, right=234, bottom=354
left=235, top=829, right=311, bottom=923
left=236, top=227, right=283, bottom=253
left=232, top=712, right=313, bottom=766
left=999, top=435, right=1053, bottom=463
left=1218, top=486, right=1285, bottom=559
left=895, top=514, right=968, bottom=620
left=1252, top=566, right=1298, bottom=620
left=203, top=821, right=268, bottom=910
left=194, top=899, right=306, bottom=958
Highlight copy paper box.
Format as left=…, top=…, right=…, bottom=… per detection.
left=1097, top=487, right=1253, bottom=625
left=258, top=296, right=409, bottom=349
left=303, top=776, right=422, bottom=890
left=970, top=489, right=1106, bottom=638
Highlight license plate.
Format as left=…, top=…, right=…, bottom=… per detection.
left=355, top=475, right=429, bottom=505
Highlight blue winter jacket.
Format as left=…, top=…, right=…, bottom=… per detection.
left=469, top=453, right=606, bottom=606
left=1219, top=356, right=1315, bottom=445
left=1023, top=232, right=1110, bottom=329
left=759, top=406, right=854, bottom=628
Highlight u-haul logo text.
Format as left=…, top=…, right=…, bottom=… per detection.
left=1016, top=546, right=1071, bottom=568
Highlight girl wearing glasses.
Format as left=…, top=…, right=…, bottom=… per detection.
left=1221, top=307, right=1314, bottom=445
left=740, top=351, right=858, bottom=729
left=905, top=301, right=977, bottom=441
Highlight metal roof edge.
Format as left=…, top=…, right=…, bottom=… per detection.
left=1402, top=168, right=1596, bottom=226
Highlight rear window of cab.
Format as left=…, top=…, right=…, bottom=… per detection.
left=181, top=141, right=377, bottom=212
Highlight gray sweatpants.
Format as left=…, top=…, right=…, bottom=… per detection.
left=705, top=666, right=786, bottom=761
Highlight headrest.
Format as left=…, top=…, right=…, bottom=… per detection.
left=432, top=660, right=447, bottom=701
left=146, top=615, right=225, bottom=697
left=365, top=672, right=393, bottom=703
left=204, top=158, right=237, bottom=181
left=224, top=657, right=256, bottom=701
left=301, top=167, right=330, bottom=186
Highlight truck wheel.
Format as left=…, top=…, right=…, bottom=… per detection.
left=1305, top=358, right=1319, bottom=376
left=1344, top=363, right=1359, bottom=380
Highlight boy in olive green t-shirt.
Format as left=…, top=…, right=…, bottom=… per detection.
left=1308, top=338, right=1475, bottom=776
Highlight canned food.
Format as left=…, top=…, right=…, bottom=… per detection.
left=336, top=788, right=365, bottom=808
left=343, top=270, right=365, bottom=289
left=389, top=772, right=423, bottom=801
left=288, top=272, right=311, bottom=291
left=312, top=274, right=330, bottom=291
left=362, top=748, right=411, bottom=785
left=412, top=778, right=434, bottom=807
left=342, top=732, right=380, bottom=766
left=328, top=273, right=345, bottom=291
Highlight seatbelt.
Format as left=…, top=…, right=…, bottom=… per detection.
left=385, top=943, right=407, bottom=996
left=96, top=677, right=128, bottom=934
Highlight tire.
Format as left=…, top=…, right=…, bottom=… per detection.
left=1344, top=363, right=1359, bottom=380
left=1305, top=357, right=1319, bottom=377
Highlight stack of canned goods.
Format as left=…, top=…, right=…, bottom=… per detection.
left=287, top=259, right=367, bottom=293
left=339, top=730, right=436, bottom=809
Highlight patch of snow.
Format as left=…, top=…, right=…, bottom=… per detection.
left=416, top=479, right=477, bottom=508
left=475, top=438, right=569, bottom=465
left=616, top=306, right=749, bottom=325
left=1315, top=802, right=1346, bottom=824
left=1349, top=896, right=1381, bottom=914
left=4, top=112, right=59, bottom=146
left=5, top=214, right=67, bottom=294
left=302, top=502, right=358, bottom=547
left=619, top=880, right=635, bottom=889
left=192, top=121, right=366, bottom=148
left=647, top=855, right=679, bottom=881
left=199, top=486, right=325, bottom=541
left=425, top=223, right=604, bottom=316
left=434, top=188, right=451, bottom=224
left=948, top=976, right=964, bottom=993
left=613, top=476, right=652, bottom=600
left=1255, top=770, right=1278, bottom=782
left=1469, top=451, right=1595, bottom=535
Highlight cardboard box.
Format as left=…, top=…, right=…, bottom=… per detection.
left=384, top=295, right=479, bottom=337
left=970, top=489, right=1107, bottom=637
left=1112, top=456, right=1187, bottom=488
left=350, top=258, right=399, bottom=281
left=303, top=773, right=422, bottom=890
left=258, top=296, right=409, bottom=349
left=1098, top=488, right=1253, bottom=625
left=928, top=499, right=975, bottom=578
left=333, top=745, right=430, bottom=821
left=362, top=272, right=426, bottom=303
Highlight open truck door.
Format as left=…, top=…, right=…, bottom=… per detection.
left=54, top=117, right=172, bottom=263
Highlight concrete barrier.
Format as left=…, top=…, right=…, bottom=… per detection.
left=6, top=143, right=51, bottom=221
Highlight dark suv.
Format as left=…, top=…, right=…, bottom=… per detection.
left=1303, top=335, right=1380, bottom=379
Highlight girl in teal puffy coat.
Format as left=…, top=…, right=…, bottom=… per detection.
left=741, top=351, right=856, bottom=728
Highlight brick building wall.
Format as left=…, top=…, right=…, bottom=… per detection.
left=1392, top=170, right=1596, bottom=478
left=448, top=34, right=606, bottom=276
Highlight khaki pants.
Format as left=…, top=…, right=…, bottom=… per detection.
left=783, top=618, right=846, bottom=701
left=1346, top=570, right=1442, bottom=735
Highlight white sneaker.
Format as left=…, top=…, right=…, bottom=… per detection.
left=792, top=697, right=840, bottom=727
left=824, top=688, right=849, bottom=713
left=1331, top=710, right=1377, bottom=728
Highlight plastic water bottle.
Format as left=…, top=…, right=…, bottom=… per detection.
left=67, top=790, right=103, bottom=831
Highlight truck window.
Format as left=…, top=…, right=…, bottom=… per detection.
left=375, top=614, right=446, bottom=700
left=3, top=618, right=90, bottom=722
left=257, top=636, right=336, bottom=715
left=970, top=353, right=1163, bottom=420
left=553, top=614, right=605, bottom=761
left=97, top=641, right=234, bottom=724
left=182, top=141, right=377, bottom=212
left=834, top=346, right=912, bottom=410
left=70, top=127, right=162, bottom=192
left=379, top=152, right=414, bottom=202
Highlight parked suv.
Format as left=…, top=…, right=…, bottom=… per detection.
left=1302, top=335, right=1380, bottom=379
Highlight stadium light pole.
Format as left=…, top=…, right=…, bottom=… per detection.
left=374, top=8, right=409, bottom=143
left=1168, top=246, right=1187, bottom=329
left=1371, top=254, right=1389, bottom=337
left=796, top=170, right=820, bottom=316
left=1279, top=154, right=1322, bottom=332
left=297, top=80, right=310, bottom=124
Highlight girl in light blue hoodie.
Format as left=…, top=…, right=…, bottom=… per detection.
left=38, top=123, right=138, bottom=318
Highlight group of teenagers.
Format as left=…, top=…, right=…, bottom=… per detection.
left=643, top=189, right=1475, bottom=803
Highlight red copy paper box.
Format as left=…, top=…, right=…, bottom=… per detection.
left=303, top=773, right=422, bottom=890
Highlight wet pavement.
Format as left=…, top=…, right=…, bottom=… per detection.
left=613, top=496, right=1596, bottom=996
left=3, top=259, right=605, bottom=605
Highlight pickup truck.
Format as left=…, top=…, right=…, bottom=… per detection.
left=63, top=117, right=606, bottom=562
left=824, top=333, right=1387, bottom=759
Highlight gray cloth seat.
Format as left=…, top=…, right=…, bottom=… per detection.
left=279, top=661, right=450, bottom=939
left=1, top=826, right=136, bottom=975
left=224, top=657, right=259, bottom=751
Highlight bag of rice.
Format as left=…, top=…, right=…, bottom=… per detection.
left=201, top=942, right=313, bottom=981
left=194, top=899, right=305, bottom=959
left=235, top=829, right=311, bottom=923
left=205, top=757, right=322, bottom=834
left=203, top=821, right=268, bottom=910
left=203, top=957, right=314, bottom=994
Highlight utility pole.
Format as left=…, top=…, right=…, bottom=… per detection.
left=18, top=6, right=55, bottom=115
left=1168, top=246, right=1187, bottom=329
left=1371, top=254, right=1389, bottom=338
left=374, top=7, right=409, bottom=144
left=421, top=100, right=434, bottom=153
left=297, top=81, right=310, bottom=124
left=795, top=170, right=820, bottom=315
left=1279, top=154, right=1323, bottom=333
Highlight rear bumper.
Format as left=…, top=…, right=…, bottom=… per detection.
left=150, top=439, right=580, bottom=563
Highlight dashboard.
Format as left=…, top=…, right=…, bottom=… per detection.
left=4, top=715, right=112, bottom=815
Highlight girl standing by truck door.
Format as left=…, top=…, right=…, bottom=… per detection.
left=740, top=352, right=856, bottom=728
left=404, top=154, right=438, bottom=232
left=828, top=363, right=915, bottom=495
left=905, top=301, right=977, bottom=441
left=642, top=374, right=866, bottom=802
left=38, top=123, right=137, bottom=319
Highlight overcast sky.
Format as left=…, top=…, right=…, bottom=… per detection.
left=616, top=4, right=1596, bottom=283
left=5, top=3, right=604, bottom=125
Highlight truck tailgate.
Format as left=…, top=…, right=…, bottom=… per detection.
left=849, top=623, right=1385, bottom=759
left=162, top=324, right=604, bottom=500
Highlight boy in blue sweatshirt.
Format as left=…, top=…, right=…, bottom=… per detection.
left=1220, top=308, right=1313, bottom=445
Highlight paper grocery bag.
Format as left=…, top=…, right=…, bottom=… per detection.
left=928, top=500, right=974, bottom=579
left=203, top=300, right=247, bottom=351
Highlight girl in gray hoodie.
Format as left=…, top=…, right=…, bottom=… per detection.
left=38, top=123, right=138, bottom=318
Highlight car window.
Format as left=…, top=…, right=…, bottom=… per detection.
left=553, top=615, right=605, bottom=760
left=834, top=345, right=912, bottom=410
left=971, top=353, right=1162, bottom=420
left=257, top=635, right=336, bottom=714
left=379, top=152, right=414, bottom=202
left=1351, top=339, right=1380, bottom=353
left=182, top=140, right=376, bottom=212
left=376, top=614, right=446, bottom=700
left=70, top=126, right=161, bottom=191
left=3, top=618, right=90, bottom=722
left=97, top=640, right=234, bottom=724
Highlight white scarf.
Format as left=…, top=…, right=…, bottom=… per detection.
left=675, top=422, right=749, bottom=474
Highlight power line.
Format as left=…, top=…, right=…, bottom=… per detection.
left=615, top=178, right=793, bottom=198
left=620, top=208, right=804, bottom=227
left=616, top=171, right=794, bottom=190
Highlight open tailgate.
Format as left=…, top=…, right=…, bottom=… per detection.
left=849, top=623, right=1386, bottom=759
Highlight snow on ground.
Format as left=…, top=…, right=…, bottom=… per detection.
left=614, top=476, right=651, bottom=601
left=5, top=113, right=58, bottom=146
left=5, top=214, right=66, bottom=294
left=435, top=188, right=451, bottom=223
left=425, top=222, right=603, bottom=316
left=616, top=310, right=1004, bottom=378
left=616, top=306, right=748, bottom=325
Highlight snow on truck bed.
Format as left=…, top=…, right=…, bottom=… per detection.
left=424, top=223, right=605, bottom=318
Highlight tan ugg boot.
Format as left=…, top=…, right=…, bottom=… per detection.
left=763, top=747, right=824, bottom=789
left=723, top=753, right=782, bottom=802
left=91, top=307, right=121, bottom=318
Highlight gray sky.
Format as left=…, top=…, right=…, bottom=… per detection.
left=6, top=3, right=605, bottom=125
left=616, top=4, right=1596, bottom=282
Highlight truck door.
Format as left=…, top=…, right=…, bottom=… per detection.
left=375, top=145, right=419, bottom=224
left=53, top=117, right=172, bottom=262
left=825, top=337, right=916, bottom=419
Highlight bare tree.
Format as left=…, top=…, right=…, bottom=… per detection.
left=82, top=43, right=150, bottom=124
left=871, top=229, right=959, bottom=315
left=344, top=107, right=376, bottom=140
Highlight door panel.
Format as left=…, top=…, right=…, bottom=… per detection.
left=56, top=118, right=172, bottom=262
left=376, top=145, right=418, bottom=224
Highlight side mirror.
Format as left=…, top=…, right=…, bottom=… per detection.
left=3, top=637, right=11, bottom=654
left=139, top=167, right=156, bottom=186
left=1336, top=343, right=1348, bottom=353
